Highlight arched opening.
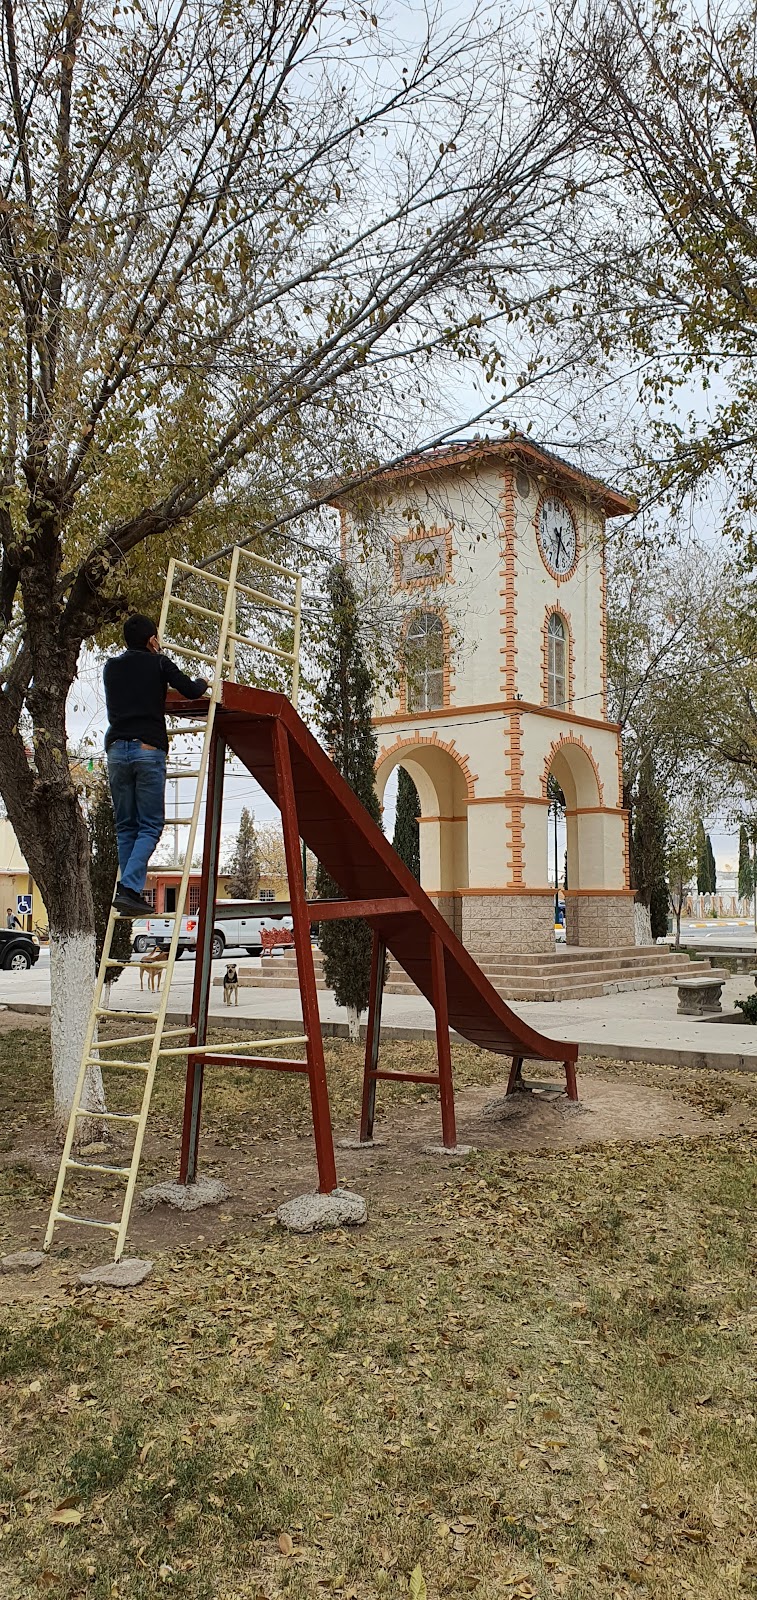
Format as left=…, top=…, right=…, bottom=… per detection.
left=376, top=742, right=469, bottom=934
left=545, top=740, right=604, bottom=946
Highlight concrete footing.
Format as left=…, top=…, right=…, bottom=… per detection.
left=337, top=1137, right=387, bottom=1150
left=78, top=1258, right=153, bottom=1288
left=422, top=1143, right=474, bottom=1157
left=139, top=1177, right=230, bottom=1212
left=276, top=1190, right=367, bottom=1232
left=1, top=1249, right=45, bottom=1274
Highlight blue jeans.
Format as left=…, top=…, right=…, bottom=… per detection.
left=106, top=741, right=166, bottom=894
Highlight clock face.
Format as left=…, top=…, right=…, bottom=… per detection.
left=537, top=496, right=577, bottom=577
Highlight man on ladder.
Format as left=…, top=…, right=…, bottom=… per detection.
left=103, top=614, right=209, bottom=917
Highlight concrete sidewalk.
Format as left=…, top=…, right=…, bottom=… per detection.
left=2, top=955, right=757, bottom=1072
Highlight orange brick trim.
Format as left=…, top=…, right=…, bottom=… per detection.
left=599, top=532, right=609, bottom=719
left=392, top=524, right=454, bottom=591
left=504, top=709, right=524, bottom=886
left=373, top=699, right=621, bottom=734
left=565, top=805, right=626, bottom=817
left=541, top=732, right=605, bottom=805
left=457, top=886, right=557, bottom=897
left=397, top=607, right=452, bottom=715
left=376, top=733, right=478, bottom=799
left=622, top=810, right=631, bottom=889
left=498, top=468, right=518, bottom=698
left=533, top=490, right=580, bottom=584
left=541, top=605, right=575, bottom=712
left=563, top=888, right=635, bottom=899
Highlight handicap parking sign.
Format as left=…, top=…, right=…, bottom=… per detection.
left=16, top=895, right=32, bottom=917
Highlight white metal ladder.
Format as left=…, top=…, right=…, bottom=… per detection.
left=44, top=546, right=303, bottom=1260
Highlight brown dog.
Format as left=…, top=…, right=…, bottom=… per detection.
left=223, top=963, right=239, bottom=1005
left=139, top=949, right=167, bottom=991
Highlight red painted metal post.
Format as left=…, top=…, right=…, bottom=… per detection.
left=564, top=1056, right=579, bottom=1102
left=272, top=719, right=338, bottom=1193
left=506, top=1055, right=524, bottom=1095
left=359, top=932, right=385, bottom=1142
left=179, top=729, right=226, bottom=1183
left=430, top=932, right=457, bottom=1148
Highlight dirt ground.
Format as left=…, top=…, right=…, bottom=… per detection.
left=1, top=1011, right=754, bottom=1297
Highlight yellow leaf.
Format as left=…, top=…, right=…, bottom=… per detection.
left=278, top=1532, right=294, bottom=1556
left=49, top=1508, right=82, bottom=1526
left=409, top=1564, right=427, bottom=1600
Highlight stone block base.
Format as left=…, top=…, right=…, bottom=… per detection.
left=429, top=893, right=462, bottom=940
left=565, top=894, right=635, bottom=948
left=461, top=894, right=555, bottom=955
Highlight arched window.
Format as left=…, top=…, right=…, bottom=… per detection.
left=405, top=611, right=444, bottom=712
left=547, top=613, right=567, bottom=709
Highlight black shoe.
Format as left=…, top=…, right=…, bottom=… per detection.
left=113, top=889, right=153, bottom=916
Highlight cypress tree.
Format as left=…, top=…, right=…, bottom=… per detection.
left=88, top=769, right=132, bottom=990
left=738, top=825, right=753, bottom=903
left=227, top=807, right=261, bottom=899
left=393, top=767, right=421, bottom=880
left=315, top=564, right=382, bottom=1040
left=696, top=818, right=708, bottom=893
left=633, top=755, right=669, bottom=940
left=705, top=832, right=717, bottom=894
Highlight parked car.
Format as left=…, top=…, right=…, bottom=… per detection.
left=132, top=901, right=293, bottom=959
left=0, top=928, right=41, bottom=971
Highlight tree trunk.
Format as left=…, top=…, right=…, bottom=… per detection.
left=346, top=1004, right=361, bottom=1044
left=634, top=900, right=653, bottom=946
left=674, top=907, right=682, bottom=949
left=0, top=712, right=105, bottom=1142
left=50, top=927, right=105, bottom=1141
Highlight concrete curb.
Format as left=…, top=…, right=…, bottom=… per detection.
left=3, top=1003, right=756, bottom=1073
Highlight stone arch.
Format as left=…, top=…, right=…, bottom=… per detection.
left=541, top=733, right=604, bottom=809
left=376, top=736, right=473, bottom=929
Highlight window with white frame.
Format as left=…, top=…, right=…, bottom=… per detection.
left=547, top=613, right=567, bottom=709
left=405, top=611, right=444, bottom=712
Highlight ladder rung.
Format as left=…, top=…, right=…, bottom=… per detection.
left=227, top=632, right=294, bottom=662
left=163, top=642, right=223, bottom=666
left=164, top=817, right=198, bottom=826
left=166, top=724, right=209, bottom=736
left=167, top=769, right=202, bottom=778
left=238, top=548, right=299, bottom=579
left=158, top=1034, right=308, bottom=1056
left=172, top=561, right=229, bottom=589
left=96, top=1008, right=159, bottom=1019
left=75, top=1109, right=141, bottom=1123
left=95, top=1026, right=192, bottom=1051
left=167, top=596, right=224, bottom=621
left=85, top=1056, right=150, bottom=1071
left=66, top=1159, right=132, bottom=1177
left=235, top=582, right=296, bottom=613
left=53, top=1212, right=119, bottom=1233
left=104, top=958, right=134, bottom=966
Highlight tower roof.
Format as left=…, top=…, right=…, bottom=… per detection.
left=329, top=434, right=634, bottom=518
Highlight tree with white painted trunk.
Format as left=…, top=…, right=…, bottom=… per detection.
left=0, top=1, right=594, bottom=1132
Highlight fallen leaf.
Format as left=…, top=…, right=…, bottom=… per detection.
left=278, top=1532, right=294, bottom=1556
left=409, top=1565, right=427, bottom=1600
left=48, top=1508, right=82, bottom=1527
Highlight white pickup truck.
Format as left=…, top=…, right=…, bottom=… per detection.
left=132, top=901, right=292, bottom=960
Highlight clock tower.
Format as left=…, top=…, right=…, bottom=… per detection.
left=335, top=435, right=635, bottom=955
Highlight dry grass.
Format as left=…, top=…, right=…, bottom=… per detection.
left=0, top=1026, right=755, bottom=1600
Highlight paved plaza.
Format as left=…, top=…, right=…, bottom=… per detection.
left=3, top=948, right=757, bottom=1072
